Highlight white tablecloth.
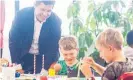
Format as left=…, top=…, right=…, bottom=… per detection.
left=0, top=73, right=101, bottom=80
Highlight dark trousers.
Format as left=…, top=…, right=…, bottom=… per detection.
left=21, top=53, right=59, bottom=74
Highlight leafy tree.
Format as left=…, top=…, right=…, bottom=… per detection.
left=67, top=0, right=132, bottom=60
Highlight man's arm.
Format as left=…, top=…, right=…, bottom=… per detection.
left=9, top=12, right=22, bottom=64
left=48, top=12, right=62, bottom=61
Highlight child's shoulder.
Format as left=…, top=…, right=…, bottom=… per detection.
left=56, top=60, right=67, bottom=75
left=58, top=60, right=65, bottom=63
left=106, top=61, right=125, bottom=70
left=57, top=60, right=66, bottom=64
left=105, top=58, right=133, bottom=73
left=57, top=60, right=67, bottom=66
left=108, top=58, right=133, bottom=67
left=103, top=58, right=133, bottom=80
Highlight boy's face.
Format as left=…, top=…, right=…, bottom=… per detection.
left=60, top=47, right=78, bottom=65
left=97, top=45, right=114, bottom=63
left=35, top=2, right=53, bottom=22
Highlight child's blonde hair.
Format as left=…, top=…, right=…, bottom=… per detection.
left=59, top=35, right=78, bottom=50
left=96, top=28, right=124, bottom=50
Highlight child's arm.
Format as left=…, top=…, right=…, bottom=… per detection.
left=80, top=63, right=94, bottom=79
left=53, top=63, right=62, bottom=74
left=83, top=57, right=105, bottom=76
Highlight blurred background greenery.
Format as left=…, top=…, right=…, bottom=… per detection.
left=67, top=0, right=133, bottom=67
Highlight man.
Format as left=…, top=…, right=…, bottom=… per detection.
left=9, top=0, right=61, bottom=74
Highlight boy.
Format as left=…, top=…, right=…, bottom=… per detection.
left=124, top=30, right=133, bottom=58
left=83, top=28, right=133, bottom=80
left=54, top=36, right=93, bottom=79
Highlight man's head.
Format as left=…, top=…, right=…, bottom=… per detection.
left=59, top=36, right=78, bottom=65
left=34, top=0, right=55, bottom=22
left=95, top=28, right=124, bottom=63
left=126, top=30, right=133, bottom=48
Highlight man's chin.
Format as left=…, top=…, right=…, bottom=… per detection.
left=42, top=19, right=46, bottom=22
left=38, top=18, right=46, bottom=23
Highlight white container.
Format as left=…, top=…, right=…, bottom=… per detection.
left=2, top=67, right=15, bottom=80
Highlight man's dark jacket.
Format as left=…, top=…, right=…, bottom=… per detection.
left=9, top=7, right=61, bottom=73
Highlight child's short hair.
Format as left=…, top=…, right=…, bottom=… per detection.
left=59, top=35, right=78, bottom=50
left=96, top=28, right=124, bottom=50
left=126, top=30, right=133, bottom=47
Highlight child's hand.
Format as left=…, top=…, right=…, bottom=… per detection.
left=81, top=63, right=94, bottom=78
left=54, top=63, right=62, bottom=72
left=83, top=57, right=95, bottom=67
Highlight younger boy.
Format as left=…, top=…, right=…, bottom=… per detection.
left=54, top=36, right=93, bottom=79
left=83, top=28, right=133, bottom=80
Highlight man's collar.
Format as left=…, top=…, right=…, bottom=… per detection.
left=34, top=12, right=44, bottom=24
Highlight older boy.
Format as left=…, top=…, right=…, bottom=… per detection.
left=83, top=28, right=133, bottom=80
left=54, top=36, right=93, bottom=78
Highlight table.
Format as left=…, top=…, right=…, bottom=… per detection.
left=0, top=73, right=101, bottom=80
left=16, top=74, right=101, bottom=80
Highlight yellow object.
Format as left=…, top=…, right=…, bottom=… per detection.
left=48, top=68, right=55, bottom=77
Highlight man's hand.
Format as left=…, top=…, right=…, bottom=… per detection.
left=16, top=69, right=24, bottom=74
left=13, top=64, right=24, bottom=74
